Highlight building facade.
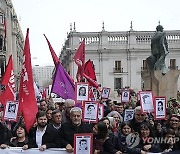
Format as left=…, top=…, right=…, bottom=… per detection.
left=60, top=26, right=180, bottom=99
left=0, top=0, right=24, bottom=89
left=33, top=65, right=54, bottom=90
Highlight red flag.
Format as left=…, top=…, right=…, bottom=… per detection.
left=73, top=39, right=85, bottom=81
left=83, top=73, right=99, bottom=89
left=44, top=34, right=59, bottom=66
left=84, top=59, right=97, bottom=81
left=44, top=34, right=74, bottom=83
left=42, top=88, right=47, bottom=100
left=19, top=29, right=38, bottom=132
left=0, top=55, right=15, bottom=105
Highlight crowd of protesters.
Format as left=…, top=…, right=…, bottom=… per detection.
left=0, top=88, right=180, bottom=154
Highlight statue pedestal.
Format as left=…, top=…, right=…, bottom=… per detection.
left=141, top=70, right=180, bottom=101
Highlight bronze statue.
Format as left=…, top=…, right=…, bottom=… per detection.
left=146, top=25, right=169, bottom=75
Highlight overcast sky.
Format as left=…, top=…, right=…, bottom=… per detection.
left=12, top=0, right=180, bottom=66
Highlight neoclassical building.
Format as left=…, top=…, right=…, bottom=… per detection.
left=60, top=23, right=180, bottom=99
left=0, top=0, right=24, bottom=89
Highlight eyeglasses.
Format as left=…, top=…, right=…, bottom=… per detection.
left=135, top=114, right=145, bottom=117
left=66, top=106, right=75, bottom=109
left=170, top=119, right=179, bottom=122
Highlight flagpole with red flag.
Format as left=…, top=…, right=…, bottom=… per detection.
left=19, top=28, right=38, bottom=132
left=0, top=55, right=16, bottom=106
left=43, top=34, right=59, bottom=66
left=73, top=39, right=85, bottom=82
left=44, top=34, right=74, bottom=83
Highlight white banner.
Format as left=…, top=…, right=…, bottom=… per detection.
left=0, top=147, right=72, bottom=154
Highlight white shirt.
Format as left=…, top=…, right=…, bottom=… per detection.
left=36, top=126, right=47, bottom=147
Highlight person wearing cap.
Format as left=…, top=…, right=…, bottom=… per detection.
left=61, top=99, right=75, bottom=124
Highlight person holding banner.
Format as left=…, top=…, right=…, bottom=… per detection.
left=23, top=111, right=60, bottom=151
left=9, top=124, right=28, bottom=147
left=59, top=107, right=92, bottom=153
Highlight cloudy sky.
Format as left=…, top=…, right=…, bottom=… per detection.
left=12, top=0, right=180, bottom=66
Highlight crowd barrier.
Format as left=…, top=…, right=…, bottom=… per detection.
left=0, top=147, right=179, bottom=154
left=0, top=147, right=72, bottom=154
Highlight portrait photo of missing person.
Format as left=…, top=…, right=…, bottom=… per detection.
left=140, top=91, right=154, bottom=113
left=4, top=102, right=19, bottom=121
left=79, top=86, right=86, bottom=96
left=155, top=97, right=166, bottom=120
left=74, top=134, right=92, bottom=154
left=142, top=94, right=151, bottom=104
left=83, top=102, right=98, bottom=123
left=79, top=139, right=88, bottom=151
left=87, top=104, right=95, bottom=115
left=121, top=90, right=130, bottom=103
left=8, top=104, right=16, bottom=113
left=101, top=87, right=110, bottom=99
left=76, top=83, right=89, bottom=101
left=157, top=101, right=163, bottom=111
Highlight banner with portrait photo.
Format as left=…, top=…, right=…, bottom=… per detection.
left=101, top=87, right=110, bottom=99
left=124, top=109, right=134, bottom=122
left=121, top=90, right=130, bottom=103
left=75, top=82, right=89, bottom=102
left=3, top=101, right=19, bottom=121
left=139, top=91, right=154, bottom=113
left=154, top=97, right=166, bottom=120
left=82, top=101, right=98, bottom=123
left=98, top=103, right=104, bottom=120
left=74, top=133, right=93, bottom=154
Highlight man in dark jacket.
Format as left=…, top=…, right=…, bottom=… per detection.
left=60, top=107, right=92, bottom=153
left=130, top=106, right=146, bottom=132
left=23, top=111, right=60, bottom=151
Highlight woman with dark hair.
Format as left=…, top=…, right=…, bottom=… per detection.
left=0, top=124, right=28, bottom=148
left=118, top=121, right=133, bottom=153
left=127, top=122, right=161, bottom=154
left=99, top=117, right=121, bottom=152
left=93, top=121, right=121, bottom=154
left=46, top=106, right=55, bottom=124
left=9, top=124, right=28, bottom=147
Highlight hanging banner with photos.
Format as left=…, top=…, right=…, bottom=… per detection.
left=154, top=97, right=166, bottom=120
left=3, top=101, right=19, bottom=121
left=139, top=91, right=154, bottom=113
left=124, top=109, right=134, bottom=122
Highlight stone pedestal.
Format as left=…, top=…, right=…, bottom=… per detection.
left=141, top=70, right=180, bottom=101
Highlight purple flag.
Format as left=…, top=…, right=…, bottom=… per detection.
left=51, top=63, right=75, bottom=99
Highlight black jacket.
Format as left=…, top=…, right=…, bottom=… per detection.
left=0, top=122, right=11, bottom=145
left=27, top=124, right=59, bottom=148
left=60, top=121, right=92, bottom=147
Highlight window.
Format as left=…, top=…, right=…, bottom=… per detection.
left=114, top=77, right=122, bottom=90
left=0, top=13, right=3, bottom=24
left=142, top=60, right=148, bottom=70
left=170, top=59, right=176, bottom=69
left=114, top=61, right=122, bottom=73
left=0, top=35, right=3, bottom=50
